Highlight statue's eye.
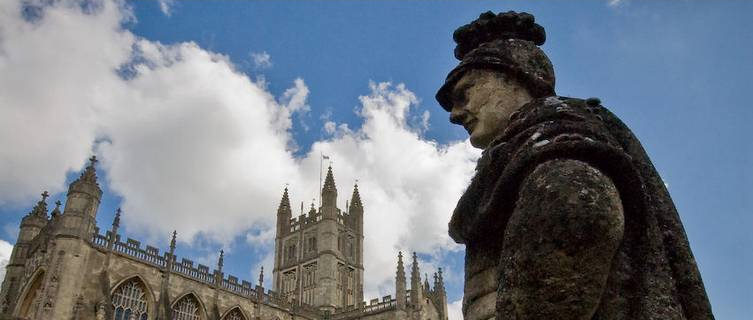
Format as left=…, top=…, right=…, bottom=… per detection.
left=452, top=88, right=468, bottom=105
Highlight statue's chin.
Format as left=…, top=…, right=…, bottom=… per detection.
left=464, top=291, right=497, bottom=320
left=468, top=135, right=488, bottom=150
left=463, top=266, right=498, bottom=320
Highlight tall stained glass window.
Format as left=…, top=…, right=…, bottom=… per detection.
left=172, top=295, right=201, bottom=320
left=112, top=278, right=148, bottom=320
left=222, top=308, right=246, bottom=320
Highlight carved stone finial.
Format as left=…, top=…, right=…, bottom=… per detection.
left=78, top=155, right=99, bottom=184
left=218, top=250, right=224, bottom=269
left=258, top=266, right=264, bottom=287
left=396, top=251, right=406, bottom=280
left=169, top=230, right=177, bottom=253
left=112, top=208, right=121, bottom=229
left=28, top=190, right=50, bottom=217
left=51, top=200, right=62, bottom=218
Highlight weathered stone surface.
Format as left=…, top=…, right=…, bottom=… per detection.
left=438, top=10, right=714, bottom=320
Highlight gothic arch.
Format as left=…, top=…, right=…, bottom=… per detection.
left=110, top=275, right=156, bottom=320
left=13, top=267, right=46, bottom=317
left=170, top=291, right=207, bottom=320
left=220, top=305, right=249, bottom=320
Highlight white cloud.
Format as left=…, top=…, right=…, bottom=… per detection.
left=159, top=0, right=175, bottom=16
left=251, top=51, right=272, bottom=69
left=447, top=299, right=463, bottom=320
left=245, top=228, right=275, bottom=246
left=0, top=0, right=479, bottom=300
left=608, top=0, right=625, bottom=7
left=0, top=240, right=13, bottom=280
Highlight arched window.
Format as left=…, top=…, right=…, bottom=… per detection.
left=222, top=307, right=246, bottom=320
left=112, top=278, right=149, bottom=320
left=18, top=270, right=45, bottom=317
left=172, top=294, right=201, bottom=320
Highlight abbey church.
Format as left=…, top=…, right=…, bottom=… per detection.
left=0, top=157, right=448, bottom=320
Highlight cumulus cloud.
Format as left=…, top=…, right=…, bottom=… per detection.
left=0, top=239, right=13, bottom=280
left=158, top=0, right=175, bottom=16
left=302, top=82, right=478, bottom=298
left=251, top=51, right=272, bottom=69
left=447, top=299, right=463, bottom=320
left=0, top=0, right=479, bottom=299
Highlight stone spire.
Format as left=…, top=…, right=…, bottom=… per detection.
left=396, top=251, right=407, bottom=310
left=433, top=272, right=439, bottom=292
left=410, top=252, right=422, bottom=306
left=169, top=230, right=177, bottom=254
left=348, top=183, right=363, bottom=213
left=276, top=187, right=292, bottom=235
left=437, top=267, right=446, bottom=294
left=112, top=208, right=121, bottom=230
left=258, top=266, right=264, bottom=287
left=277, top=187, right=292, bottom=216
left=321, top=165, right=338, bottom=209
left=424, top=273, right=430, bottom=292
left=217, top=250, right=224, bottom=271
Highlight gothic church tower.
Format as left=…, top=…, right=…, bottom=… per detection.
left=272, top=166, right=364, bottom=313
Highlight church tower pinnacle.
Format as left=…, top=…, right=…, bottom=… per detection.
left=396, top=251, right=407, bottom=310
left=321, top=166, right=337, bottom=215
left=348, top=183, right=363, bottom=234
left=410, top=252, right=423, bottom=307
left=276, top=187, right=292, bottom=235
left=60, top=156, right=103, bottom=239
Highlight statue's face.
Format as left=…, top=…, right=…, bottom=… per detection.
left=449, top=69, right=533, bottom=149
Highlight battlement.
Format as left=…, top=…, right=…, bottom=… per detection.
left=90, top=227, right=278, bottom=302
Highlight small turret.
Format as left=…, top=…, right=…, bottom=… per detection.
left=395, top=251, right=407, bottom=310
left=321, top=166, right=338, bottom=216
left=409, top=252, right=423, bottom=307
left=276, top=187, right=292, bottom=235
left=348, top=183, right=363, bottom=233
left=437, top=268, right=446, bottom=295
left=436, top=268, right=449, bottom=320
left=348, top=183, right=362, bottom=214
left=107, top=208, right=121, bottom=249
left=10, top=192, right=50, bottom=268
left=60, top=156, right=102, bottom=238
left=18, top=191, right=50, bottom=241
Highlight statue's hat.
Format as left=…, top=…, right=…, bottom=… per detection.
left=436, top=11, right=556, bottom=111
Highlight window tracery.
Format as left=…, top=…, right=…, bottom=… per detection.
left=172, top=295, right=201, bottom=320
left=111, top=278, right=148, bottom=320
left=222, top=308, right=245, bottom=320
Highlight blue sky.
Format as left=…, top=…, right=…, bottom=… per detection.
left=0, top=1, right=750, bottom=319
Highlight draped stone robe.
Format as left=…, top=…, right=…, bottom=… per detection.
left=449, top=96, right=714, bottom=320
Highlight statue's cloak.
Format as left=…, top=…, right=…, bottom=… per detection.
left=449, top=96, right=714, bottom=319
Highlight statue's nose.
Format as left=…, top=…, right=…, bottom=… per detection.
left=450, top=108, right=466, bottom=125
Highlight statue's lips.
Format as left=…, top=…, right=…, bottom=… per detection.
left=463, top=118, right=478, bottom=135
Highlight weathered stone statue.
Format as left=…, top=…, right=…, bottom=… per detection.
left=436, top=11, right=714, bottom=320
